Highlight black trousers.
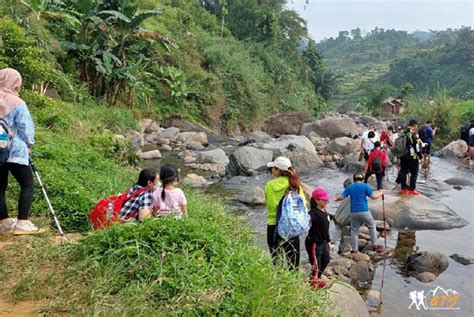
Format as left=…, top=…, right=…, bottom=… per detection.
left=305, top=237, right=330, bottom=279
left=0, top=163, right=34, bottom=220
left=399, top=157, right=419, bottom=190
left=364, top=170, right=384, bottom=190
left=267, top=225, right=300, bottom=269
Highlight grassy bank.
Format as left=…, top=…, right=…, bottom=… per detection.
left=0, top=190, right=333, bottom=316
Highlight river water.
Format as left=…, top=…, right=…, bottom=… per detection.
left=146, top=155, right=473, bottom=316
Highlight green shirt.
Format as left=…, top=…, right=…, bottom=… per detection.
left=264, top=176, right=306, bottom=225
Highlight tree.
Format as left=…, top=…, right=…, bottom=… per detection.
left=350, top=27, right=362, bottom=40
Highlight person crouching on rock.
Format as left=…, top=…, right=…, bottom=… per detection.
left=119, top=168, right=158, bottom=222
left=153, top=164, right=187, bottom=219
left=265, top=156, right=306, bottom=269
left=305, top=187, right=333, bottom=288
left=364, top=141, right=387, bottom=190
left=336, top=173, right=384, bottom=253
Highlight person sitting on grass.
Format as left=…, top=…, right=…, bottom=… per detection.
left=336, top=173, right=384, bottom=253
left=119, top=168, right=158, bottom=222
left=153, top=164, right=187, bottom=219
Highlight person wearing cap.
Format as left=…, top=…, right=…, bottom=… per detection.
left=336, top=173, right=384, bottom=253
left=397, top=119, right=423, bottom=195
left=305, top=187, right=333, bottom=288
left=265, top=156, right=306, bottom=269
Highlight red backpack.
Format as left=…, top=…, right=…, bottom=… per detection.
left=88, top=188, right=146, bottom=230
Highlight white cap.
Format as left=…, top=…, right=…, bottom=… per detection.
left=267, top=156, right=292, bottom=171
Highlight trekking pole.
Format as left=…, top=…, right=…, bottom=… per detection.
left=29, top=158, right=65, bottom=237
left=381, top=188, right=387, bottom=249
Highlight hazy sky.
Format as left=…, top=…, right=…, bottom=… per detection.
left=288, top=0, right=473, bottom=41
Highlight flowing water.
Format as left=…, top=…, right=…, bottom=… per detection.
left=146, top=155, right=473, bottom=316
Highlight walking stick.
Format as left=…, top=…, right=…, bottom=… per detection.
left=382, top=189, right=387, bottom=249
left=30, top=158, right=65, bottom=237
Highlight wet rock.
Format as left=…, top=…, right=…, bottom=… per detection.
left=160, top=145, right=172, bottom=152
left=326, top=137, right=360, bottom=155
left=328, top=283, right=370, bottom=317
left=197, top=149, right=229, bottom=166
left=242, top=131, right=274, bottom=144
left=160, top=127, right=180, bottom=141
left=406, top=251, right=449, bottom=275
left=182, top=173, right=208, bottom=188
left=335, top=189, right=468, bottom=230
left=137, top=149, right=161, bottom=160
left=186, top=141, right=205, bottom=150
left=438, top=140, right=469, bottom=158
left=416, top=272, right=436, bottom=283
left=450, top=253, right=474, bottom=265
left=351, top=252, right=371, bottom=262
left=176, top=132, right=208, bottom=145
left=236, top=186, right=265, bottom=206
left=228, top=146, right=273, bottom=176
left=262, top=112, right=312, bottom=137
left=367, top=290, right=381, bottom=307
left=300, top=117, right=359, bottom=139
left=349, top=261, right=374, bottom=288
left=444, top=177, right=474, bottom=187
left=453, top=185, right=463, bottom=191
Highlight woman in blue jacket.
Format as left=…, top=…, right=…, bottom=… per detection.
left=0, top=68, right=45, bottom=235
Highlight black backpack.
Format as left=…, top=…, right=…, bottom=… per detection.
left=460, top=122, right=472, bottom=143
left=370, top=154, right=383, bottom=173
left=418, top=126, right=428, bottom=142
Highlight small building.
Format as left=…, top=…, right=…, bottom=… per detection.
left=381, top=97, right=404, bottom=117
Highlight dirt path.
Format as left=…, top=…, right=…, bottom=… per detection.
left=0, top=300, right=44, bottom=317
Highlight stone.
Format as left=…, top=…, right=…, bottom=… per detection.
left=354, top=116, right=386, bottom=130
left=334, top=189, right=469, bottom=230
left=141, top=144, right=158, bottom=152
left=242, top=131, right=274, bottom=144
left=138, top=119, right=153, bottom=134
left=182, top=173, right=208, bottom=188
left=144, top=131, right=161, bottom=144
left=342, top=153, right=365, bottom=173
left=137, top=149, right=161, bottom=160
left=262, top=112, right=312, bottom=137
left=186, top=163, right=226, bottom=176
left=351, top=253, right=371, bottom=262
left=416, top=272, right=436, bottom=283
left=374, top=220, right=390, bottom=231
left=438, top=140, right=469, bottom=158
left=406, top=251, right=449, bottom=275
left=444, top=177, right=474, bottom=187
left=359, top=233, right=371, bottom=240
left=157, top=138, right=170, bottom=145
left=183, top=155, right=197, bottom=163
left=197, top=149, right=229, bottom=166
left=358, top=239, right=368, bottom=250
left=124, top=130, right=144, bottom=149
left=236, top=186, right=265, bottom=205
left=186, top=141, right=205, bottom=151
left=328, top=284, right=370, bottom=317
left=366, top=290, right=381, bottom=307
left=333, top=266, right=349, bottom=277
left=300, top=117, right=359, bottom=139
left=326, top=137, right=360, bottom=155
left=228, top=146, right=274, bottom=176
left=176, top=132, right=208, bottom=145
left=160, top=127, right=180, bottom=141
left=327, top=257, right=355, bottom=271
left=160, top=145, right=172, bottom=152
left=349, top=261, right=375, bottom=289
left=145, top=121, right=160, bottom=134
left=450, top=253, right=474, bottom=265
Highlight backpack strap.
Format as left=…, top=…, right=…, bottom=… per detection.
left=121, top=187, right=147, bottom=221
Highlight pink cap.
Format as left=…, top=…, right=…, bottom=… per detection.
left=312, top=187, right=331, bottom=201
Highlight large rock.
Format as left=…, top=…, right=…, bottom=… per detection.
left=236, top=186, right=265, bottom=205
left=300, top=117, right=359, bottom=139
left=342, top=153, right=365, bottom=173
left=262, top=112, right=312, bottom=137
left=228, top=146, right=274, bottom=176
left=354, top=116, right=386, bottom=130
left=124, top=130, right=144, bottom=149
left=327, top=137, right=360, bottom=155
left=349, top=261, right=375, bottom=288
left=160, top=127, right=180, bottom=141
left=406, top=251, right=449, bottom=275
left=438, top=140, right=469, bottom=158
left=242, top=131, right=274, bottom=144
left=328, top=283, right=369, bottom=317
left=137, top=149, right=161, bottom=160
left=197, top=149, right=229, bottom=166
left=334, top=190, right=469, bottom=231
left=260, top=135, right=323, bottom=173
left=176, top=132, right=209, bottom=145
left=182, top=173, right=208, bottom=188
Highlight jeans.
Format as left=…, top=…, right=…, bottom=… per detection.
left=350, top=211, right=377, bottom=251
left=305, top=237, right=330, bottom=278
left=399, top=157, right=419, bottom=190
left=267, top=225, right=300, bottom=269
left=0, top=163, right=34, bottom=220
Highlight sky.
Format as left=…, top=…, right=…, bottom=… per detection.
left=287, top=0, right=473, bottom=41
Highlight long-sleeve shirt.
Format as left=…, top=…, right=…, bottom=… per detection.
left=5, top=101, right=35, bottom=166
left=307, top=207, right=332, bottom=244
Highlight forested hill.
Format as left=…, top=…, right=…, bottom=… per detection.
left=318, top=27, right=474, bottom=104
left=0, top=0, right=332, bottom=135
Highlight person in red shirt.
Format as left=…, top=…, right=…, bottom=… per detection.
left=364, top=141, right=387, bottom=190
left=380, top=126, right=394, bottom=149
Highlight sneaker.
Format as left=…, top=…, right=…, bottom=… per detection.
left=400, top=189, right=409, bottom=195
left=408, top=190, right=421, bottom=195
left=12, top=221, right=47, bottom=235
left=372, top=244, right=384, bottom=252
left=0, top=218, right=17, bottom=235
left=310, top=279, right=327, bottom=289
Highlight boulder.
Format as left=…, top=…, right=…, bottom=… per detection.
left=351, top=253, right=371, bottom=262
left=334, top=190, right=469, bottom=231
left=342, top=153, right=365, bottom=173
left=262, top=112, right=312, bottom=137
left=242, top=131, right=274, bottom=144
left=406, top=251, right=449, bottom=275
left=450, top=254, right=474, bottom=265
left=300, top=117, right=359, bottom=139
left=327, top=257, right=355, bottom=271
left=160, top=127, right=180, bottom=141
left=327, top=137, right=360, bottom=155
left=186, top=141, right=205, bottom=151
left=137, top=149, right=161, bottom=160
left=354, top=116, right=386, bottom=130
left=176, top=132, right=208, bottom=145
left=438, top=140, right=469, bottom=158
left=197, top=149, right=229, bottom=166
left=228, top=146, right=273, bottom=176
left=416, top=272, right=436, bottom=283
left=182, top=173, right=208, bottom=188
left=236, top=186, right=265, bottom=205
left=260, top=135, right=323, bottom=173
left=328, top=284, right=369, bottom=317
left=124, top=130, right=144, bottom=149
left=349, top=261, right=374, bottom=288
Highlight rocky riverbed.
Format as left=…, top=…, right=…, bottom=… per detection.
left=134, top=111, right=472, bottom=316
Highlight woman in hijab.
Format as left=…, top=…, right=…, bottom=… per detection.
left=0, top=68, right=45, bottom=235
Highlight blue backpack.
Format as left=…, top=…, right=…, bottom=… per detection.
left=0, top=118, right=13, bottom=164
left=277, top=190, right=310, bottom=239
